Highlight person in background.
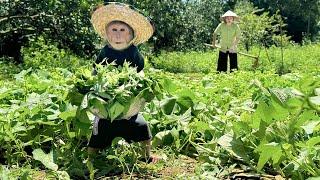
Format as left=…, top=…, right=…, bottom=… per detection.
left=212, top=10, right=241, bottom=73
left=88, top=2, right=159, bottom=163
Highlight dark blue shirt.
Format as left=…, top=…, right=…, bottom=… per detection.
left=96, top=45, right=144, bottom=72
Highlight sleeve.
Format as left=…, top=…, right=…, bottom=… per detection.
left=235, top=24, right=241, bottom=39
left=133, top=49, right=144, bottom=72
left=213, top=23, right=222, bottom=35
left=95, top=48, right=105, bottom=64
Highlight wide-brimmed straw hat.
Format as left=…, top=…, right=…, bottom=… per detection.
left=91, top=2, right=154, bottom=45
left=220, top=10, right=240, bottom=22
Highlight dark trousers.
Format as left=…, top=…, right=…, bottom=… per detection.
left=217, top=51, right=238, bottom=72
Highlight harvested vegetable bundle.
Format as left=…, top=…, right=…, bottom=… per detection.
left=69, top=62, right=160, bottom=122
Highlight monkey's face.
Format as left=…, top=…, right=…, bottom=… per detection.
left=106, top=21, right=133, bottom=50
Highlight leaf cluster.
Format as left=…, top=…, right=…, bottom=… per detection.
left=69, top=62, right=161, bottom=123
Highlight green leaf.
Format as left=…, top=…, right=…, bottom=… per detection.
left=178, top=108, right=192, bottom=126
left=301, top=121, right=320, bottom=134
left=253, top=102, right=273, bottom=125
left=80, top=94, right=89, bottom=109
left=256, top=142, right=282, bottom=170
left=190, top=121, right=210, bottom=132
left=59, top=108, right=77, bottom=121
left=176, top=95, right=194, bottom=112
left=108, top=101, right=125, bottom=121
left=201, top=77, right=214, bottom=88
left=233, top=121, right=251, bottom=136
left=86, top=159, right=96, bottom=180
left=309, top=96, right=320, bottom=106
left=170, top=128, right=180, bottom=148
left=193, top=102, right=207, bottom=111
left=271, top=101, right=289, bottom=121
left=12, top=122, right=27, bottom=133
left=286, top=97, right=304, bottom=109
left=270, top=88, right=289, bottom=106
left=138, top=87, right=155, bottom=102
left=300, top=77, right=320, bottom=95
left=152, top=130, right=173, bottom=147
left=315, top=88, right=320, bottom=96
left=177, top=89, right=196, bottom=100
left=295, top=110, right=318, bottom=128
left=56, top=171, right=70, bottom=180
left=74, top=119, right=92, bottom=137
left=14, top=68, right=32, bottom=82
left=161, top=97, right=177, bottom=115
left=67, top=89, right=85, bottom=106
left=161, top=78, right=178, bottom=93
left=76, top=109, right=91, bottom=124
left=217, top=134, right=250, bottom=161
left=306, top=177, right=320, bottom=180
left=306, top=137, right=320, bottom=147
left=250, top=79, right=270, bottom=95
left=89, top=97, right=109, bottom=119
left=32, top=149, right=58, bottom=171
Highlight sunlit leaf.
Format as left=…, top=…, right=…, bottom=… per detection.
left=108, top=101, right=125, bottom=121
left=32, top=149, right=58, bottom=171
left=309, top=96, right=320, bottom=106
left=256, top=142, right=282, bottom=170
left=59, top=108, right=77, bottom=121
left=301, top=121, right=320, bottom=135
left=152, top=130, right=172, bottom=147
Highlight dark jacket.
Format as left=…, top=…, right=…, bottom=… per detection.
left=95, top=45, right=144, bottom=72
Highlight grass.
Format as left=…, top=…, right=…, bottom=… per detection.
left=150, top=44, right=320, bottom=75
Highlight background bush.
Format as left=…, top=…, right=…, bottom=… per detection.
left=1, top=0, right=319, bottom=64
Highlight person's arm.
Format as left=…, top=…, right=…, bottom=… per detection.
left=212, top=34, right=217, bottom=48
left=212, top=23, right=222, bottom=48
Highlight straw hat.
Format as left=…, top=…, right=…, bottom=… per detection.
left=220, top=10, right=240, bottom=22
left=91, top=2, right=154, bottom=45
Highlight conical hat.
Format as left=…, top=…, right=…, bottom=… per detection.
left=91, top=2, right=154, bottom=45
left=220, top=10, right=240, bottom=22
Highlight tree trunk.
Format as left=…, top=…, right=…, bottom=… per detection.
left=307, top=11, right=311, bottom=39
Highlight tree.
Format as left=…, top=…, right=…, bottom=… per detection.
left=250, top=0, right=320, bottom=42
left=119, top=0, right=224, bottom=52
left=0, top=0, right=100, bottom=63
left=235, top=0, right=290, bottom=50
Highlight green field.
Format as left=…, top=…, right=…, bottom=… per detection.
left=0, top=43, right=319, bottom=179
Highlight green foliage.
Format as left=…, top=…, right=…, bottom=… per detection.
left=0, top=64, right=160, bottom=179
left=71, top=62, right=161, bottom=123
left=0, top=57, right=23, bottom=80
left=0, top=0, right=101, bottom=58
left=143, top=70, right=320, bottom=179
left=235, top=1, right=291, bottom=50
left=236, top=78, right=320, bottom=178
left=22, top=37, right=90, bottom=70
left=2, top=0, right=317, bottom=60
left=151, top=51, right=215, bottom=73
left=250, top=0, right=320, bottom=42
left=32, top=149, right=59, bottom=171
left=150, top=44, right=320, bottom=75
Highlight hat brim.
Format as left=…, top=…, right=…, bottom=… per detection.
left=220, top=11, right=240, bottom=22
left=220, top=16, right=240, bottom=22
left=91, top=3, right=154, bottom=45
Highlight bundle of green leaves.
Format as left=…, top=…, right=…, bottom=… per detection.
left=68, top=62, right=160, bottom=123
